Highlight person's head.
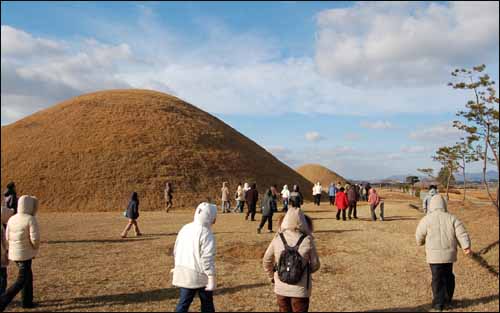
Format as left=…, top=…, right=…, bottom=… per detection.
left=283, top=184, right=288, bottom=190
left=17, top=195, right=38, bottom=216
left=130, top=192, right=138, bottom=202
left=166, top=182, right=171, bottom=188
left=222, top=182, right=227, bottom=188
left=428, top=194, right=448, bottom=213
left=266, top=189, right=273, bottom=197
left=194, top=202, right=218, bottom=226
left=293, top=184, right=299, bottom=192
left=340, top=187, right=345, bottom=192
left=280, top=208, right=311, bottom=235
left=6, top=182, right=15, bottom=192
left=252, top=183, right=257, bottom=189
left=369, top=188, right=376, bottom=194
left=238, top=182, right=242, bottom=186
left=303, top=214, right=314, bottom=233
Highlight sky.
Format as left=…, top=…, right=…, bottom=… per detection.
left=1, top=1, right=499, bottom=180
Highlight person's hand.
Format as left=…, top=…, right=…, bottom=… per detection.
left=463, top=248, right=472, bottom=256
left=205, top=275, right=216, bottom=291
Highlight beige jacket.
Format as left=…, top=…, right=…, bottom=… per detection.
left=416, top=195, right=471, bottom=264
left=1, top=207, right=15, bottom=267
left=263, top=208, right=320, bottom=298
left=6, top=196, right=40, bottom=262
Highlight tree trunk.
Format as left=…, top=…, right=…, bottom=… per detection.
left=462, top=161, right=466, bottom=203
left=482, top=124, right=498, bottom=213
left=446, top=166, right=452, bottom=201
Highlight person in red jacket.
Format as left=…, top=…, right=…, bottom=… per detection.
left=335, top=187, right=349, bottom=221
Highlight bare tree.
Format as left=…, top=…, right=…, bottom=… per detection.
left=433, top=146, right=459, bottom=201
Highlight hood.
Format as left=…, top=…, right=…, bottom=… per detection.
left=193, top=202, right=217, bottom=227
left=244, top=183, right=249, bottom=189
left=369, top=188, right=376, bottom=195
left=1, top=207, right=14, bottom=224
left=237, top=185, right=243, bottom=192
left=17, top=195, right=39, bottom=216
left=428, top=188, right=437, bottom=197
left=428, top=195, right=448, bottom=213
left=280, top=207, right=311, bottom=235
left=282, top=185, right=288, bottom=191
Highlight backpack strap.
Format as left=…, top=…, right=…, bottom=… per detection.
left=293, top=233, right=308, bottom=251
left=279, top=233, right=290, bottom=249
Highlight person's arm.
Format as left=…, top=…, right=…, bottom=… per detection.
left=415, top=218, right=427, bottom=246
left=308, top=237, right=321, bottom=273
left=454, top=217, right=471, bottom=254
left=262, top=240, right=275, bottom=282
left=200, top=230, right=216, bottom=277
left=29, top=217, right=41, bottom=250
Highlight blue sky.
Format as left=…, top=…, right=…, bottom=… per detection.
left=1, top=1, right=499, bottom=180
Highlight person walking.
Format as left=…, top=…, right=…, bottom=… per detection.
left=360, top=184, right=367, bottom=201
left=221, top=182, right=230, bottom=213
left=121, top=192, right=142, bottom=238
left=258, top=189, right=275, bottom=234
left=281, top=185, right=290, bottom=212
left=234, top=183, right=245, bottom=213
left=368, top=188, right=384, bottom=221
left=416, top=195, right=472, bottom=312
left=245, top=183, right=259, bottom=221
left=335, top=187, right=349, bottom=221
left=271, top=185, right=279, bottom=213
left=262, top=207, right=320, bottom=313
left=1, top=207, right=14, bottom=295
left=243, top=182, right=251, bottom=213
left=347, top=185, right=358, bottom=219
left=165, top=182, right=173, bottom=213
left=0, top=196, right=40, bottom=311
left=3, top=182, right=18, bottom=215
left=328, top=183, right=336, bottom=206
left=289, top=185, right=304, bottom=209
left=312, top=183, right=322, bottom=206
left=172, top=202, right=217, bottom=313
left=365, top=183, right=372, bottom=200
left=423, top=185, right=438, bottom=214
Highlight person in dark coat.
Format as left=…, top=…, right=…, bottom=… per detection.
left=245, top=183, right=259, bottom=221
left=3, top=182, right=18, bottom=215
left=347, top=186, right=358, bottom=219
left=289, top=185, right=304, bottom=209
left=164, top=182, right=173, bottom=213
left=258, top=189, right=275, bottom=234
left=121, top=192, right=142, bottom=238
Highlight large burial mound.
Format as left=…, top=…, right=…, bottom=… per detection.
left=296, top=164, right=348, bottom=191
left=1, top=89, right=313, bottom=211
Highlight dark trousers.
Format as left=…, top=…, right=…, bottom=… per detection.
left=370, top=203, right=384, bottom=221
left=314, top=194, right=321, bottom=206
left=282, top=199, right=288, bottom=212
left=336, top=209, right=346, bottom=220
left=0, top=267, right=6, bottom=295
left=258, top=215, right=273, bottom=231
left=0, top=260, right=33, bottom=311
left=430, top=263, right=455, bottom=308
left=175, top=287, right=215, bottom=313
left=348, top=200, right=357, bottom=218
left=276, top=295, right=310, bottom=313
left=246, top=203, right=256, bottom=221
left=329, top=196, right=335, bottom=205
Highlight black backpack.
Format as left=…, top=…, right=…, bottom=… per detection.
left=277, top=233, right=308, bottom=286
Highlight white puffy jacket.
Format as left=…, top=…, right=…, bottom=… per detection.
left=172, top=202, right=217, bottom=289
left=6, top=195, right=40, bottom=262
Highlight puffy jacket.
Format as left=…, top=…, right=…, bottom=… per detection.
left=6, top=195, right=40, bottom=262
left=236, top=186, right=245, bottom=201
left=1, top=207, right=14, bottom=267
left=347, top=188, right=357, bottom=202
left=263, top=207, right=320, bottom=298
left=221, top=184, right=229, bottom=202
left=172, top=203, right=217, bottom=289
left=245, top=187, right=259, bottom=206
left=335, top=191, right=349, bottom=209
left=125, top=193, right=139, bottom=220
left=368, top=189, right=380, bottom=206
left=281, top=186, right=290, bottom=199
left=416, top=195, right=471, bottom=264
left=261, top=191, right=275, bottom=217
left=328, top=185, right=337, bottom=196
left=422, top=189, right=437, bottom=214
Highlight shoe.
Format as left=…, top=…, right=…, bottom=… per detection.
left=336, top=217, right=340, bottom=220
left=348, top=217, right=352, bottom=220
left=354, top=217, right=358, bottom=219
left=268, top=230, right=274, bottom=233
left=22, top=303, right=38, bottom=309
left=121, top=234, right=127, bottom=238
left=136, top=233, right=143, bottom=237
left=380, top=218, right=384, bottom=221
left=257, top=228, right=261, bottom=234
left=431, top=304, right=444, bottom=312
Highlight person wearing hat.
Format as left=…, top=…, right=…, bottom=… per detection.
left=416, top=195, right=471, bottom=312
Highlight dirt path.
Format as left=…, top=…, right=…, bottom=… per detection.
left=5, top=198, right=499, bottom=312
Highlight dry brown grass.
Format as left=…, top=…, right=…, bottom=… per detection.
left=3, top=196, right=498, bottom=312
left=0, top=89, right=314, bottom=212
left=296, top=164, right=348, bottom=189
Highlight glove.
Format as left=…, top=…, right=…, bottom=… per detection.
left=205, top=275, right=216, bottom=291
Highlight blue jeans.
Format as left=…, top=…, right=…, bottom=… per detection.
left=175, top=287, right=215, bottom=313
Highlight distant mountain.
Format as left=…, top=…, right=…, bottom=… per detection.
left=382, top=171, right=498, bottom=183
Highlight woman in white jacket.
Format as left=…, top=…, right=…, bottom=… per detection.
left=281, top=185, right=290, bottom=212
left=172, top=202, right=217, bottom=313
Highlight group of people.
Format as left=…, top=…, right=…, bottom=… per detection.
left=0, top=180, right=473, bottom=313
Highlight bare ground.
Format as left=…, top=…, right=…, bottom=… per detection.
left=4, top=190, right=499, bottom=312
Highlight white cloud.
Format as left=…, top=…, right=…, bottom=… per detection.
left=315, top=1, right=500, bottom=87
left=409, top=123, right=464, bottom=142
left=360, top=120, right=394, bottom=129
left=1, top=25, right=65, bottom=58
left=305, top=131, right=324, bottom=142
left=400, top=145, right=429, bottom=154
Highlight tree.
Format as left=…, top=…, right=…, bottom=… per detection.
left=453, top=139, right=479, bottom=202
left=437, top=167, right=456, bottom=189
left=449, top=64, right=500, bottom=212
left=433, top=146, right=459, bottom=200
left=417, top=168, right=435, bottom=180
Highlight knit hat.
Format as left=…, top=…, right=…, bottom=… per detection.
left=429, top=194, right=447, bottom=213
